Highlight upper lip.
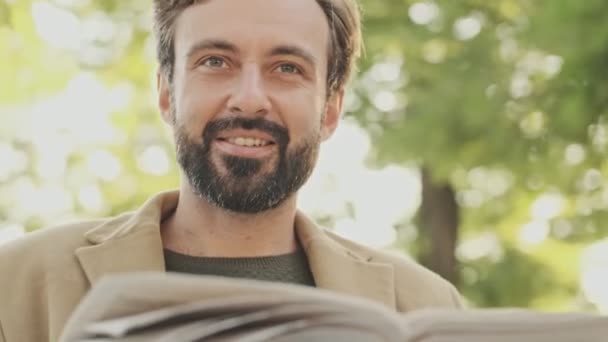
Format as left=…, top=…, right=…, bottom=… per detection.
left=216, top=129, right=276, bottom=144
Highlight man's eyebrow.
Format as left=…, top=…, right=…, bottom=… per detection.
left=185, top=39, right=239, bottom=60
left=269, top=45, right=318, bottom=68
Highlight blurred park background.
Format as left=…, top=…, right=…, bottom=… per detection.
left=1, top=0, right=608, bottom=312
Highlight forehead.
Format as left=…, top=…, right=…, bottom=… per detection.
left=174, top=0, right=330, bottom=61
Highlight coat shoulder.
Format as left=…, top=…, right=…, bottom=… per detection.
left=1, top=219, right=102, bottom=262
left=325, top=231, right=464, bottom=310
left=0, top=210, right=134, bottom=259
left=0, top=220, right=97, bottom=341
left=0, top=219, right=99, bottom=291
left=0, top=212, right=135, bottom=287
left=0, top=214, right=135, bottom=341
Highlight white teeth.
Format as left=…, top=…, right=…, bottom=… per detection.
left=227, top=137, right=270, bottom=147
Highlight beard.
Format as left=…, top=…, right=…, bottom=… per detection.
left=174, top=116, right=320, bottom=214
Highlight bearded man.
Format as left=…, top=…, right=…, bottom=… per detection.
left=0, top=1, right=463, bottom=341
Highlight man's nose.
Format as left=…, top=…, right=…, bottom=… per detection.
left=227, top=64, right=272, bottom=116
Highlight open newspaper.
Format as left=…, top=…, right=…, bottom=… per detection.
left=60, top=272, right=608, bottom=342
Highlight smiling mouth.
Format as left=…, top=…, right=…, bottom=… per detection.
left=217, top=137, right=276, bottom=147
left=214, top=136, right=277, bottom=159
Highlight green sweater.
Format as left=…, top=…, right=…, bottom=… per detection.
left=164, top=248, right=316, bottom=287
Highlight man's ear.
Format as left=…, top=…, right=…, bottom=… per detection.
left=157, top=69, right=174, bottom=125
left=321, top=89, right=344, bottom=141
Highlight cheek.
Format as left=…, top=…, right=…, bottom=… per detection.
left=285, top=115, right=324, bottom=149
left=274, top=89, right=326, bottom=136
left=174, top=80, right=224, bottom=132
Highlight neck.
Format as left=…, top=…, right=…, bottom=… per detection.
left=161, top=182, right=299, bottom=257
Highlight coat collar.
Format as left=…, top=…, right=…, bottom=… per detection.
left=75, top=190, right=396, bottom=309
left=294, top=213, right=396, bottom=309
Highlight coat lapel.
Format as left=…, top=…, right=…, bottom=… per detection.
left=295, top=212, right=397, bottom=309
left=75, top=190, right=397, bottom=309
left=75, top=191, right=179, bottom=285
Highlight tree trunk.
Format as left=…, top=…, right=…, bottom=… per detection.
left=419, top=167, right=460, bottom=286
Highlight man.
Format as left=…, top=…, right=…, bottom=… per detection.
left=0, top=0, right=463, bottom=341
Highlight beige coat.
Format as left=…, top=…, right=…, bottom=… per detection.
left=0, top=190, right=463, bottom=342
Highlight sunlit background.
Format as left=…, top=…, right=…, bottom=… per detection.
left=1, top=0, right=608, bottom=313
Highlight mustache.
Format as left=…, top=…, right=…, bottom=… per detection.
left=203, top=117, right=290, bottom=146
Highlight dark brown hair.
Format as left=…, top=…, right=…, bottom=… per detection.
left=153, top=0, right=362, bottom=96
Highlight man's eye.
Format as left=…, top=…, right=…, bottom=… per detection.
left=277, top=63, right=300, bottom=74
left=201, top=57, right=226, bottom=68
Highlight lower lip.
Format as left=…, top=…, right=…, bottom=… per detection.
left=214, top=139, right=276, bottom=158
